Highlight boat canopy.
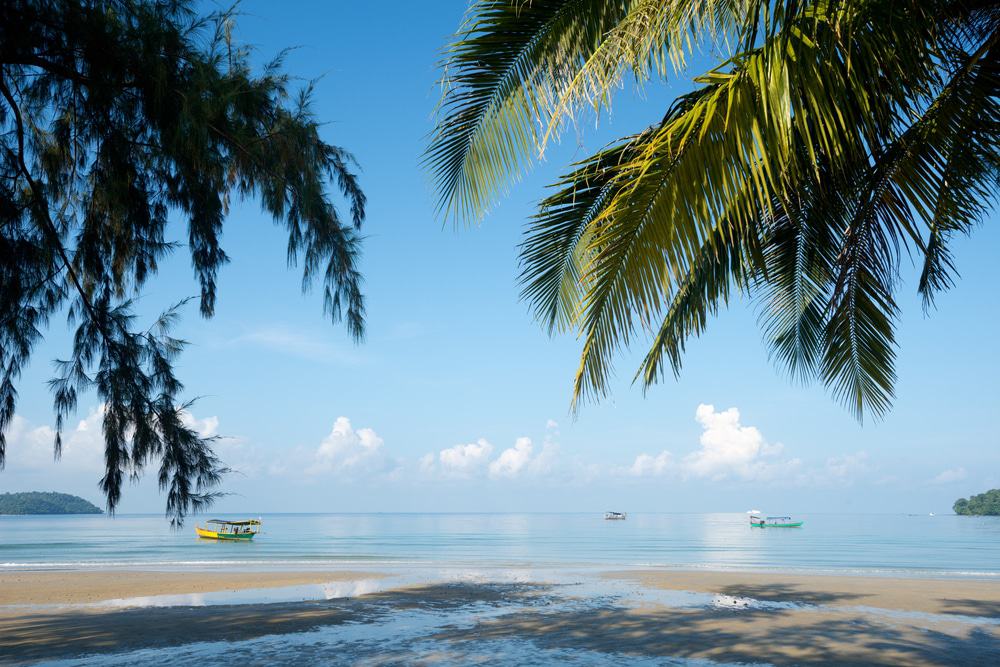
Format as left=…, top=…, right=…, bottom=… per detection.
left=206, top=519, right=261, bottom=526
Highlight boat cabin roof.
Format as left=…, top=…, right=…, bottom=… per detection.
left=206, top=519, right=261, bottom=526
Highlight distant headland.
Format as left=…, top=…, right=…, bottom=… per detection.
left=0, top=492, right=103, bottom=515
left=953, top=489, right=1000, bottom=516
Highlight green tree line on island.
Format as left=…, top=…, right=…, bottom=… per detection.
left=0, top=491, right=103, bottom=515
left=954, top=489, right=1000, bottom=516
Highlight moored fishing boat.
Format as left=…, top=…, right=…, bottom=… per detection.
left=195, top=519, right=262, bottom=540
left=749, top=514, right=803, bottom=528
left=604, top=511, right=627, bottom=520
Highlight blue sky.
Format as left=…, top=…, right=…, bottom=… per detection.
left=3, top=1, right=999, bottom=515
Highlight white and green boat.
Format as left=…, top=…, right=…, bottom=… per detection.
left=749, top=514, right=803, bottom=528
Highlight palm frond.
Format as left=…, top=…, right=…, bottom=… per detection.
left=821, top=164, right=903, bottom=422
left=538, top=0, right=761, bottom=150
left=520, top=135, right=645, bottom=334
left=565, top=38, right=807, bottom=407
left=757, top=166, right=842, bottom=383
left=426, top=0, right=770, bottom=225
left=636, top=195, right=758, bottom=387
left=436, top=0, right=999, bottom=422
left=820, top=31, right=999, bottom=419
left=425, top=0, right=629, bottom=224
left=915, top=41, right=1000, bottom=309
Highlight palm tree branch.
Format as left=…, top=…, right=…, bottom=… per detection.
left=425, top=0, right=630, bottom=224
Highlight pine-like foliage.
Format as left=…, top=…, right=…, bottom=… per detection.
left=427, top=0, right=999, bottom=421
left=0, top=1, right=366, bottom=524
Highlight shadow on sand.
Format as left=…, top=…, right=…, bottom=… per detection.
left=443, top=601, right=999, bottom=666
left=715, top=582, right=872, bottom=606
left=1, top=582, right=997, bottom=665
left=939, top=598, right=1000, bottom=618
left=0, top=583, right=544, bottom=663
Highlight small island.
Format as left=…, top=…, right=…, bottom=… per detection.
left=0, top=492, right=103, bottom=515
left=953, top=489, right=1000, bottom=516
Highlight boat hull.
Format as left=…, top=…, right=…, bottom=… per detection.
left=750, top=521, right=803, bottom=528
left=195, top=526, right=256, bottom=540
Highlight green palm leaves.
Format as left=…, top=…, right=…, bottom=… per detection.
left=427, top=0, right=999, bottom=421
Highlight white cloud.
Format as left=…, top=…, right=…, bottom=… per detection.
left=623, top=405, right=808, bottom=482
left=180, top=410, right=271, bottom=478
left=531, top=441, right=560, bottom=477
left=306, top=417, right=394, bottom=476
left=488, top=437, right=561, bottom=479
left=629, top=451, right=673, bottom=477
left=1, top=402, right=892, bottom=498
left=932, top=467, right=967, bottom=484
left=421, top=421, right=564, bottom=482
left=682, top=404, right=793, bottom=481
left=3, top=407, right=106, bottom=473
left=3, top=405, right=234, bottom=477
left=422, top=438, right=494, bottom=478
left=179, top=411, right=219, bottom=438
left=489, top=437, right=534, bottom=478
left=489, top=419, right=568, bottom=481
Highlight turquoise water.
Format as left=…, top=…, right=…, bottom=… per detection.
left=2, top=512, right=1000, bottom=577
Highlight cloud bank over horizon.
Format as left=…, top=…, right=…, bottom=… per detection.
left=1, top=402, right=973, bottom=511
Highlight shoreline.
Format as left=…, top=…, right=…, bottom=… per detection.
left=5, top=565, right=1000, bottom=607
left=0, top=570, right=385, bottom=606
left=5, top=555, right=1000, bottom=576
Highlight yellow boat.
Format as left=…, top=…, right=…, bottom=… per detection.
left=195, top=519, right=262, bottom=540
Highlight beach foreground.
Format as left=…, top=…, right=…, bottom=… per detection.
left=2, top=569, right=999, bottom=665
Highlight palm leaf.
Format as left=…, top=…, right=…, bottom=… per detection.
left=916, top=41, right=1000, bottom=309
left=538, top=0, right=761, bottom=151
left=425, top=0, right=630, bottom=224
left=636, top=191, right=759, bottom=387
left=757, top=163, right=842, bottom=383
left=520, top=138, right=639, bottom=334
left=821, top=164, right=903, bottom=422
left=426, top=0, right=770, bottom=225
left=435, top=0, right=1000, bottom=422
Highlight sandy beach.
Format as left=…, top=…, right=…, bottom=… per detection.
left=0, top=570, right=382, bottom=606
left=2, top=568, right=999, bottom=665
left=605, top=569, right=1000, bottom=617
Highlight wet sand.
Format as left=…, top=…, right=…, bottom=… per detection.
left=605, top=569, right=1000, bottom=617
left=0, top=570, right=381, bottom=606
left=1, top=570, right=998, bottom=664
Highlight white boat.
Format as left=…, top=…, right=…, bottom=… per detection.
left=604, top=511, right=627, bottom=520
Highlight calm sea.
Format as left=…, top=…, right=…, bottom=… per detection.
left=2, top=513, right=999, bottom=578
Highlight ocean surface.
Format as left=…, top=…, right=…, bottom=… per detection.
left=3, top=512, right=1000, bottom=577
left=0, top=513, right=1000, bottom=578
